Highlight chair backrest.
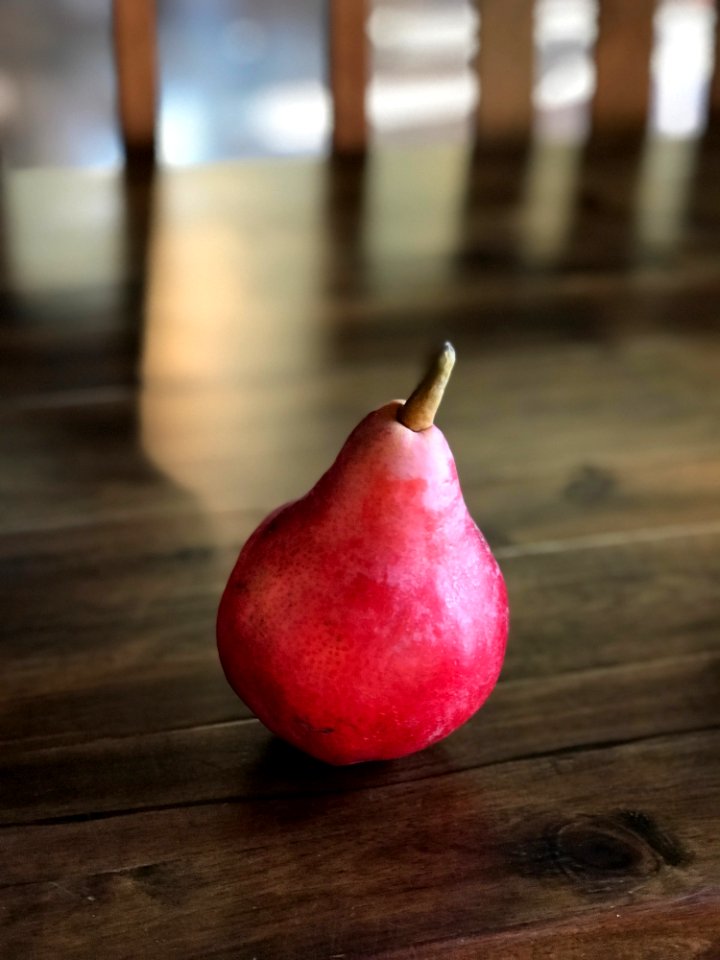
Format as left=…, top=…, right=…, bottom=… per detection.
left=466, top=0, right=720, bottom=144
left=112, top=0, right=720, bottom=162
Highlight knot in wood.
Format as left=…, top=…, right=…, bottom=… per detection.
left=513, top=810, right=690, bottom=893
left=550, top=815, right=662, bottom=884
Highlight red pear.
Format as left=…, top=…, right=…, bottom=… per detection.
left=217, top=344, right=508, bottom=764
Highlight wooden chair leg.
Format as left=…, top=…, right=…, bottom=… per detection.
left=112, top=0, right=158, bottom=163
left=708, top=0, right=720, bottom=134
left=474, top=0, right=535, bottom=146
left=329, top=0, right=368, bottom=155
left=591, top=0, right=658, bottom=141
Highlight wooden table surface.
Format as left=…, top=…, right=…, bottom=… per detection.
left=2, top=137, right=720, bottom=959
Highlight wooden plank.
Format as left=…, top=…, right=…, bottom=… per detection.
left=3, top=320, right=720, bottom=531
left=1, top=650, right=718, bottom=824
left=1, top=467, right=720, bottom=754
left=591, top=0, right=658, bottom=139
left=2, top=531, right=720, bottom=757
left=0, top=689, right=702, bottom=824
left=1, top=732, right=718, bottom=958
left=2, top=407, right=720, bottom=549
left=0, top=516, right=719, bottom=757
left=112, top=0, right=158, bottom=160
left=4, top=404, right=720, bottom=543
left=475, top=0, right=535, bottom=143
left=7, top=266, right=720, bottom=399
left=376, top=897, right=720, bottom=959
left=3, top=505, right=720, bottom=683
left=329, top=0, right=368, bottom=155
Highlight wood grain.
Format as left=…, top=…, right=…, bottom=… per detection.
left=1, top=733, right=718, bottom=959
left=2, top=650, right=719, bottom=824
left=2, top=521, right=720, bottom=754
left=376, top=897, right=720, bottom=959
left=2, top=325, right=720, bottom=533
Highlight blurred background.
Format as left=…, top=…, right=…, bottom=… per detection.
left=2, top=0, right=720, bottom=535
left=0, top=0, right=716, bottom=168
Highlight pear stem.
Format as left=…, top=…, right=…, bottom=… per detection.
left=397, top=342, right=456, bottom=432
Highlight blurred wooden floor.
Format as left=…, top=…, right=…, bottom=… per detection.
left=1, top=137, right=720, bottom=958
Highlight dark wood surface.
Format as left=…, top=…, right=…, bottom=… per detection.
left=2, top=137, right=720, bottom=959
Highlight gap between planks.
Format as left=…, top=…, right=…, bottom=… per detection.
left=2, top=647, right=716, bottom=756
left=3, top=514, right=720, bottom=556
left=493, top=518, right=720, bottom=558
left=2, top=722, right=718, bottom=833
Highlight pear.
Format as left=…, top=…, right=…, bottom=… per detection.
left=217, top=344, right=509, bottom=764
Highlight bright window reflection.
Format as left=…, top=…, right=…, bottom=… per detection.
left=651, top=0, right=716, bottom=137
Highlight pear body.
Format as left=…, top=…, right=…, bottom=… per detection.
left=217, top=401, right=508, bottom=764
